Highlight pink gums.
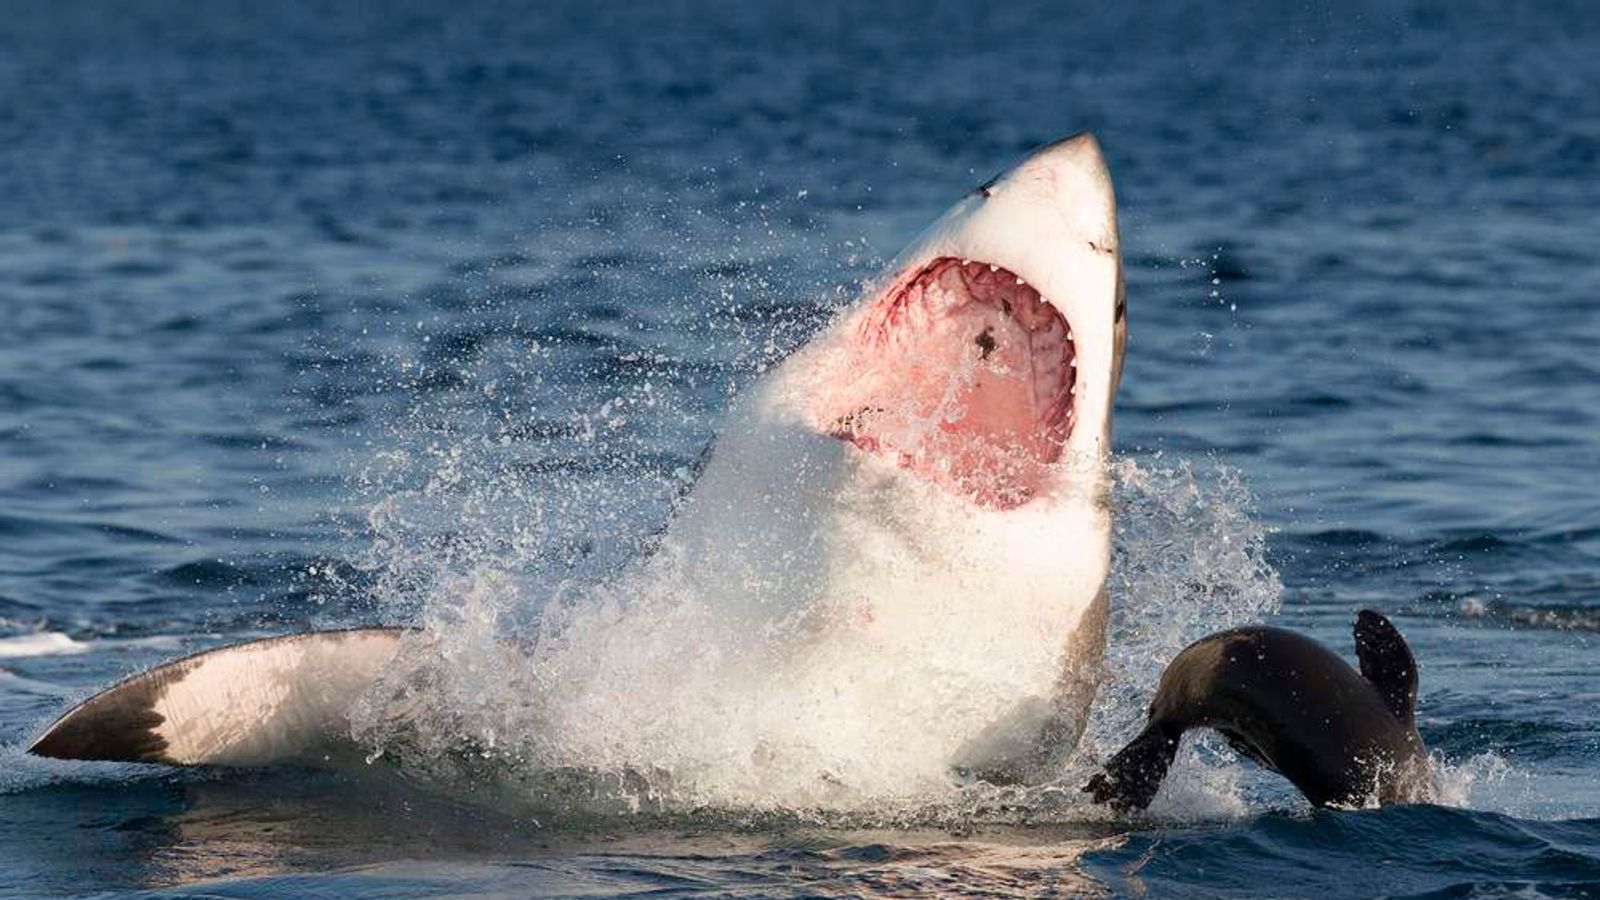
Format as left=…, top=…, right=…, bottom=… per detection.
left=825, top=257, right=1077, bottom=509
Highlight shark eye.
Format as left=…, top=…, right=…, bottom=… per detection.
left=1114, top=297, right=1126, bottom=323
left=973, top=171, right=1001, bottom=198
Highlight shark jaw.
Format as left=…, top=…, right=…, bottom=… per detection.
left=805, top=131, right=1123, bottom=513
left=822, top=255, right=1079, bottom=510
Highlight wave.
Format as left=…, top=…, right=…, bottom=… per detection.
left=0, top=633, right=89, bottom=660
left=1082, top=805, right=1600, bottom=899
left=1455, top=597, right=1600, bottom=633
left=0, top=631, right=187, bottom=660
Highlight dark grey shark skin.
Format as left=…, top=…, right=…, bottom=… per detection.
left=1085, top=610, right=1434, bottom=811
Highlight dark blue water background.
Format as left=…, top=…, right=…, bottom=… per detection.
left=2, top=1, right=1598, bottom=896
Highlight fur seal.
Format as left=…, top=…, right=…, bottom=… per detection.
left=1085, top=610, right=1435, bottom=810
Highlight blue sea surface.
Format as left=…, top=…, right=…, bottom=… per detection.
left=2, top=1, right=1599, bottom=897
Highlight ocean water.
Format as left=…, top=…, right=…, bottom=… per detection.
left=2, top=1, right=1599, bottom=896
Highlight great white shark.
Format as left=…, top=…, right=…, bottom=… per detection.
left=29, top=133, right=1128, bottom=792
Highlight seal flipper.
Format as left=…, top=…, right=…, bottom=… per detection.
left=1352, top=610, right=1418, bottom=723
left=1083, top=721, right=1182, bottom=812
left=28, top=628, right=404, bottom=767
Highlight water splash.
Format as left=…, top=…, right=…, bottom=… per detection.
left=334, top=190, right=1288, bottom=821
left=1059, top=455, right=1282, bottom=821
left=1433, top=750, right=1529, bottom=814
left=348, top=433, right=1285, bottom=824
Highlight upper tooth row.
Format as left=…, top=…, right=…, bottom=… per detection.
left=960, top=259, right=1022, bottom=284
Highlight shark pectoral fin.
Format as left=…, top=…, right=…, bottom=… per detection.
left=1352, top=609, right=1418, bottom=724
left=28, top=628, right=405, bottom=767
left=953, top=587, right=1111, bottom=785
left=950, top=696, right=1063, bottom=785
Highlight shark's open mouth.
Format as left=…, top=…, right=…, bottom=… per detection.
left=826, top=257, right=1077, bottom=509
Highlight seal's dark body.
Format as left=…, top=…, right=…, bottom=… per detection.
left=1086, top=611, right=1431, bottom=810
